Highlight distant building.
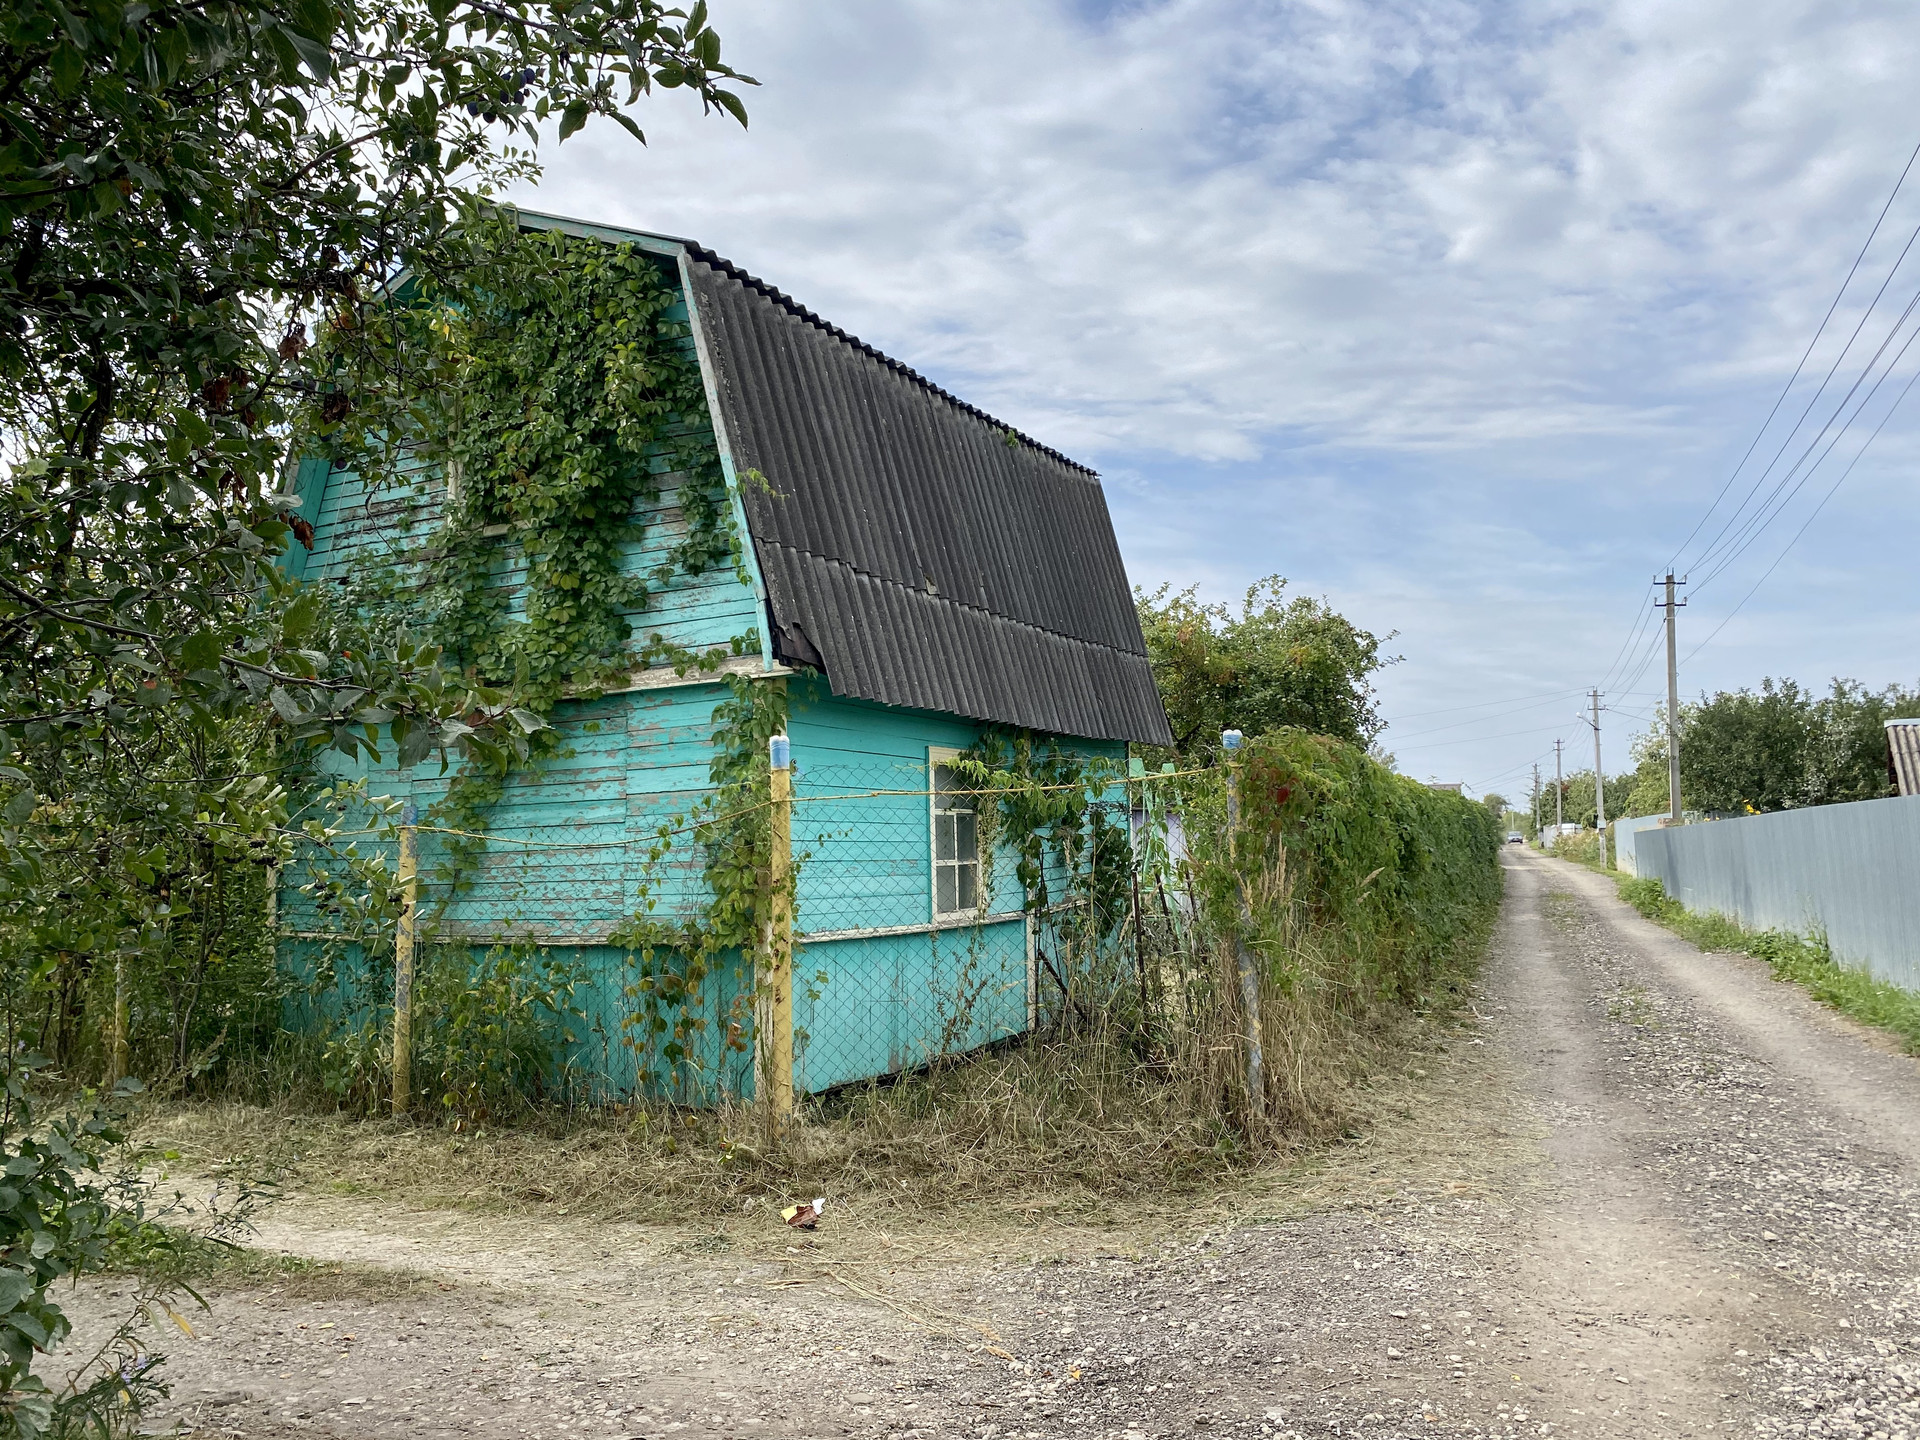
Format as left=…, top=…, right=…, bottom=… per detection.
left=1426, top=782, right=1463, bottom=794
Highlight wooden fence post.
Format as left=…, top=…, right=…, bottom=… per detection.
left=1223, top=730, right=1266, bottom=1126
left=392, top=803, right=418, bottom=1119
left=109, top=953, right=129, bottom=1087
left=764, top=735, right=795, bottom=1134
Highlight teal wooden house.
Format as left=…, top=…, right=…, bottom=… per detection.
left=279, top=212, right=1172, bottom=1098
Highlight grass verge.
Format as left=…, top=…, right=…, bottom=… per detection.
left=1615, top=874, right=1920, bottom=1053
left=104, top=1217, right=446, bottom=1301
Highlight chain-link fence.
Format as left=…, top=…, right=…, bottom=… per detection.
left=789, top=756, right=1038, bottom=1093
left=276, top=736, right=1200, bottom=1112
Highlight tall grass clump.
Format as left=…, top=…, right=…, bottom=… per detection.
left=1619, top=876, right=1920, bottom=1053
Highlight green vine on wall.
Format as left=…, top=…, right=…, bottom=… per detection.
left=950, top=731, right=1133, bottom=1020
left=422, top=219, right=741, bottom=709
left=313, top=215, right=763, bottom=896
left=610, top=675, right=790, bottom=1086
left=300, top=213, right=793, bottom=1082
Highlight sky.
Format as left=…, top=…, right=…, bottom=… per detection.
left=512, top=0, right=1920, bottom=805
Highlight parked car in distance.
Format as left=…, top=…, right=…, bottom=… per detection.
left=1506, top=831, right=1525, bottom=844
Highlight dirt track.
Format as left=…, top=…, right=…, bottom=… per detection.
left=61, top=849, right=1920, bottom=1438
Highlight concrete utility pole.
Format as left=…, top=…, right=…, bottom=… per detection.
left=1554, top=740, right=1564, bottom=834
left=1662, top=572, right=1687, bottom=824
left=1588, top=689, right=1608, bottom=870
left=1531, top=763, right=1541, bottom=835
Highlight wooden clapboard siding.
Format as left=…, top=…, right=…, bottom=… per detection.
left=272, top=238, right=1149, bottom=1102
left=780, top=680, right=1124, bottom=1094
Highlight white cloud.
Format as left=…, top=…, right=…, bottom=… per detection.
left=515, top=0, right=1920, bottom=787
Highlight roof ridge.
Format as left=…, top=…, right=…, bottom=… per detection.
left=682, top=242, right=1099, bottom=480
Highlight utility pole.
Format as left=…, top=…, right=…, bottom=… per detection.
left=1662, top=572, right=1687, bottom=824
left=1531, top=763, right=1541, bottom=836
left=1554, top=740, right=1564, bottom=835
left=1588, top=689, right=1608, bottom=870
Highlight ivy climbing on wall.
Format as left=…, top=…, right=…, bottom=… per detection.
left=303, top=214, right=791, bottom=1094
left=610, top=675, right=790, bottom=1090
left=419, top=220, right=746, bottom=708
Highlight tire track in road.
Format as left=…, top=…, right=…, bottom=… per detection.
left=1504, top=849, right=1920, bottom=1439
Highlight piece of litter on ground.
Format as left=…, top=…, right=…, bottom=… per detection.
left=781, top=1198, right=826, bottom=1229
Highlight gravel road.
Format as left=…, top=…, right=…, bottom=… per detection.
left=60, top=848, right=1920, bottom=1439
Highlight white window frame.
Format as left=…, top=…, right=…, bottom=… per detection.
left=928, top=745, right=983, bottom=921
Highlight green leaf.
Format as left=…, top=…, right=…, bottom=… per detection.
left=50, top=44, right=84, bottom=95
left=179, top=629, right=223, bottom=673
left=558, top=100, right=589, bottom=140
left=281, top=589, right=322, bottom=644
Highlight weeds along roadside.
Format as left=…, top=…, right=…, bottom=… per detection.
left=143, top=728, right=1502, bottom=1223
left=1610, top=874, right=1920, bottom=1055
left=1538, top=835, right=1920, bottom=1054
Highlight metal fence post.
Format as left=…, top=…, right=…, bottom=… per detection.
left=392, top=803, right=418, bottom=1119
left=1223, top=730, right=1266, bottom=1126
left=764, top=735, right=795, bottom=1133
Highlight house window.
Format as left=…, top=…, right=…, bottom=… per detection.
left=931, top=756, right=980, bottom=918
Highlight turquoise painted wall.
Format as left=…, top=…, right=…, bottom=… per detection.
left=281, top=676, right=1124, bottom=1102
left=273, top=256, right=1129, bottom=1104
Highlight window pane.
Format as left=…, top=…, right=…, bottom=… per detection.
left=954, top=809, right=977, bottom=864
left=935, top=865, right=958, bottom=914
left=955, top=862, right=977, bottom=911
left=934, top=811, right=954, bottom=863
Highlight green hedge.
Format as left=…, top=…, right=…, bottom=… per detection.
left=1226, top=729, right=1503, bottom=999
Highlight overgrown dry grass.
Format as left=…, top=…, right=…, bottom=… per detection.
left=142, top=959, right=1488, bottom=1236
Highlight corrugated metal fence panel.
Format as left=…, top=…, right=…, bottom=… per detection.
left=1636, top=795, right=1920, bottom=988
left=1612, top=813, right=1667, bottom=876
left=683, top=248, right=1172, bottom=746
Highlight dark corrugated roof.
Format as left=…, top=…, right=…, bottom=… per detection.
left=683, top=245, right=1171, bottom=746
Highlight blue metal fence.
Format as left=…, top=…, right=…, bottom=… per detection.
left=1635, top=795, right=1920, bottom=988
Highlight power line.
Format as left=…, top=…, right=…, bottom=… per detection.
left=1684, top=356, right=1920, bottom=663
left=1684, top=196, right=1920, bottom=579
left=1394, top=721, right=1575, bottom=751
left=1597, top=594, right=1662, bottom=694
left=1691, top=298, right=1920, bottom=597
left=1665, top=136, right=1920, bottom=571
left=1691, top=281, right=1920, bottom=591
left=1382, top=687, right=1590, bottom=724
left=1562, top=134, right=1920, bottom=723
left=1385, top=692, right=1608, bottom=743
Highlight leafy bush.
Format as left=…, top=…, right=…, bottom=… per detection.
left=1135, top=577, right=1394, bottom=761
left=299, top=941, right=586, bottom=1121
left=1226, top=729, right=1502, bottom=996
